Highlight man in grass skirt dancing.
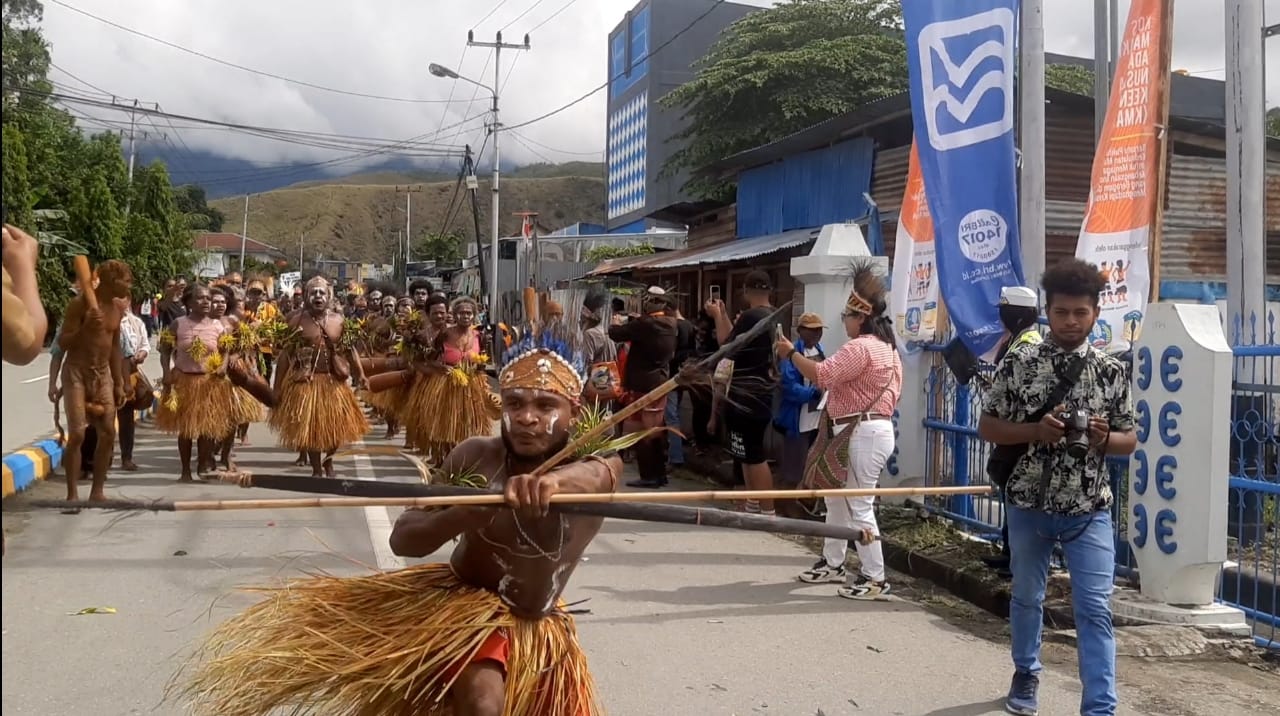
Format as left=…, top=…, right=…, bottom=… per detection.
left=268, top=275, right=369, bottom=477
left=175, top=326, right=621, bottom=716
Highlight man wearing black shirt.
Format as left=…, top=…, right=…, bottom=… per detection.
left=706, top=271, right=778, bottom=514
left=157, top=277, right=187, bottom=330
left=608, top=287, right=677, bottom=488
left=667, top=307, right=696, bottom=467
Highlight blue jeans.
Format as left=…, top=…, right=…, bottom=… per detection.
left=1007, top=505, right=1117, bottom=716
left=666, top=391, right=684, bottom=465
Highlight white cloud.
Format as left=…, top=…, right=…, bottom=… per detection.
left=36, top=0, right=1278, bottom=180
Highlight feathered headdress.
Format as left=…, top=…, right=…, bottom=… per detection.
left=498, top=320, right=586, bottom=400
left=844, top=257, right=888, bottom=316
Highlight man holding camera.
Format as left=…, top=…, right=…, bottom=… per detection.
left=978, top=260, right=1136, bottom=716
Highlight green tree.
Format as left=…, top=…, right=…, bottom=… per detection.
left=78, top=132, right=130, bottom=213
left=2, top=124, right=35, bottom=229
left=1, top=0, right=51, bottom=117
left=1267, top=108, right=1280, bottom=138
left=1046, top=64, right=1094, bottom=96
left=68, top=172, right=124, bottom=259
left=412, top=230, right=463, bottom=265
left=660, top=0, right=909, bottom=201
left=174, top=184, right=226, bottom=232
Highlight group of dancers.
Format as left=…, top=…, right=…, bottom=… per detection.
left=151, top=273, right=498, bottom=481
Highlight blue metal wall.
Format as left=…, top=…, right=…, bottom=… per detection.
left=736, top=137, right=875, bottom=239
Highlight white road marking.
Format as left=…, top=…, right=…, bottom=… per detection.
left=21, top=375, right=47, bottom=384
left=352, top=441, right=406, bottom=571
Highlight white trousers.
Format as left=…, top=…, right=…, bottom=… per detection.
left=822, top=419, right=895, bottom=581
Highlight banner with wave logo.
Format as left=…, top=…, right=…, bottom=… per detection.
left=1074, top=0, right=1171, bottom=352
left=902, top=0, right=1024, bottom=358
left=890, top=142, right=940, bottom=348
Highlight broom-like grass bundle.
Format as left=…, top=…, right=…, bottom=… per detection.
left=170, top=563, right=600, bottom=716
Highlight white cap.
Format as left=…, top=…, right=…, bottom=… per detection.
left=646, top=286, right=667, bottom=296
left=999, top=286, right=1038, bottom=309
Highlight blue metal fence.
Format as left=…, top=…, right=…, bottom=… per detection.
left=918, top=319, right=1279, bottom=649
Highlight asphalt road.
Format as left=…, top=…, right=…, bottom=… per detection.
left=1, top=349, right=162, bottom=454
left=2, top=419, right=1130, bottom=716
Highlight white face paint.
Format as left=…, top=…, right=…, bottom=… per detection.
left=502, top=412, right=513, bottom=433
left=546, top=412, right=559, bottom=435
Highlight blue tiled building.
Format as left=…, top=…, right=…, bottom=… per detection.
left=604, top=0, right=760, bottom=233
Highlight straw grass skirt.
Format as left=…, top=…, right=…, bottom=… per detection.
left=154, top=372, right=238, bottom=440
left=230, top=386, right=264, bottom=425
left=402, top=371, right=499, bottom=457
left=361, top=383, right=408, bottom=416
left=172, top=562, right=600, bottom=716
left=269, top=374, right=369, bottom=452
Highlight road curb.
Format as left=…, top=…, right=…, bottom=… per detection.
left=2, top=393, right=158, bottom=499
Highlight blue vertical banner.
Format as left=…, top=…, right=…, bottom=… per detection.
left=901, top=0, right=1025, bottom=358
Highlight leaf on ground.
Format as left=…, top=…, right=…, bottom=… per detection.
left=68, top=606, right=117, bottom=616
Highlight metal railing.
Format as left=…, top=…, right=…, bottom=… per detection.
left=917, top=325, right=1278, bottom=649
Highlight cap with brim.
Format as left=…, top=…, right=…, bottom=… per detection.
left=999, top=286, right=1038, bottom=309
left=798, top=312, right=825, bottom=329
left=744, top=270, right=772, bottom=291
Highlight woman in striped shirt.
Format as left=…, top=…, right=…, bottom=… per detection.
left=774, top=259, right=902, bottom=601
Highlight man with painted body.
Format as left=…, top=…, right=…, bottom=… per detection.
left=58, top=260, right=133, bottom=503
left=390, top=343, right=621, bottom=716
left=270, top=277, right=369, bottom=477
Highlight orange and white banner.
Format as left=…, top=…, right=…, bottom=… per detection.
left=891, top=142, right=940, bottom=347
left=1074, top=0, right=1171, bottom=352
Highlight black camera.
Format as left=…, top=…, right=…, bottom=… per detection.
left=1055, top=408, right=1091, bottom=459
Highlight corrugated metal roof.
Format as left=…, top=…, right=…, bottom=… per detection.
left=649, top=227, right=821, bottom=269
left=1161, top=154, right=1280, bottom=281
left=588, top=250, right=685, bottom=276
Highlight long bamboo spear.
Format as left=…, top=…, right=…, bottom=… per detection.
left=532, top=301, right=794, bottom=476
left=32, top=484, right=987, bottom=512
left=226, top=474, right=980, bottom=544
left=30, top=481, right=879, bottom=543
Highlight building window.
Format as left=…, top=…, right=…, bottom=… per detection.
left=610, top=31, right=627, bottom=82
left=608, top=5, right=650, bottom=99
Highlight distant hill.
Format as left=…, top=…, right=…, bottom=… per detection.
left=139, top=143, right=603, bottom=199
left=210, top=173, right=605, bottom=264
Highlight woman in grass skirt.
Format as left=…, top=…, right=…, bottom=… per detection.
left=155, top=284, right=239, bottom=481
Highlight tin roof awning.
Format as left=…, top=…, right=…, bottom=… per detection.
left=588, top=250, right=684, bottom=276
left=649, top=227, right=820, bottom=269
left=587, top=227, right=821, bottom=276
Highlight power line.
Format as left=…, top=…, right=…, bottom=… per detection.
left=475, top=0, right=517, bottom=28
left=505, top=0, right=727, bottom=131
left=507, top=130, right=554, bottom=164
left=48, top=0, right=460, bottom=104
left=503, top=0, right=551, bottom=31
left=32, top=89, right=473, bottom=152
left=49, top=62, right=113, bottom=97
left=530, top=0, right=584, bottom=33
left=509, top=129, right=602, bottom=156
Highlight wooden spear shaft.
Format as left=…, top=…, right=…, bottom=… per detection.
left=532, top=301, right=795, bottom=475
left=34, top=485, right=989, bottom=513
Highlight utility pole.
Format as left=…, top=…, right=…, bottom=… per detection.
left=1225, top=0, right=1268, bottom=333
left=1092, top=0, right=1115, bottom=139
left=464, top=145, right=487, bottom=301
left=118, top=98, right=158, bottom=216
left=396, top=185, right=423, bottom=268
left=1019, top=0, right=1046, bottom=291
left=239, top=194, right=250, bottom=271
left=299, top=232, right=305, bottom=269
left=467, top=30, right=531, bottom=327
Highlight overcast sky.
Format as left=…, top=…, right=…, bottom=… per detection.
left=36, top=0, right=1279, bottom=180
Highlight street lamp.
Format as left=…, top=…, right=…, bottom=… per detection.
left=429, top=59, right=501, bottom=353
left=428, top=63, right=458, bottom=80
